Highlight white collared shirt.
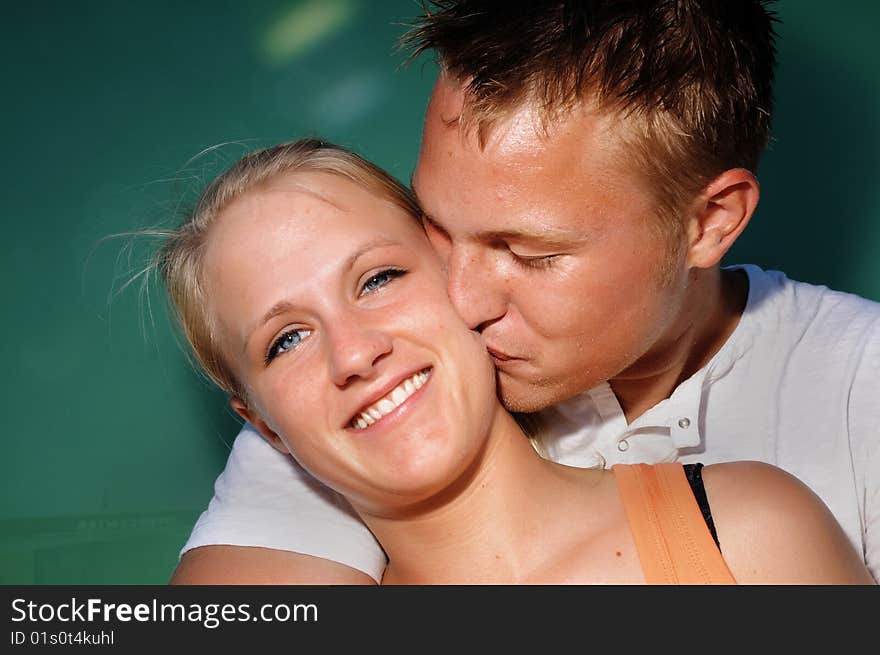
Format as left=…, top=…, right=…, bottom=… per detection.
left=182, top=265, right=880, bottom=582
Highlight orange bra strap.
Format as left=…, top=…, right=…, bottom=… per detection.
left=613, top=463, right=736, bottom=585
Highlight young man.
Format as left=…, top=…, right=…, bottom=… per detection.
left=171, top=1, right=879, bottom=584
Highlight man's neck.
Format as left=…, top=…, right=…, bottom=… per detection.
left=609, top=266, right=749, bottom=424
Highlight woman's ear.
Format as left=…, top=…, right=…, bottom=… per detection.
left=230, top=397, right=289, bottom=455
left=686, top=168, right=760, bottom=269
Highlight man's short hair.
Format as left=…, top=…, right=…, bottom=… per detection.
left=405, top=0, right=778, bottom=230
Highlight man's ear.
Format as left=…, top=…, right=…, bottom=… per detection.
left=686, top=168, right=759, bottom=269
left=230, top=397, right=289, bottom=455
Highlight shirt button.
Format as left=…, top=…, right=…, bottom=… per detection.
left=617, top=439, right=630, bottom=452
left=677, top=417, right=691, bottom=429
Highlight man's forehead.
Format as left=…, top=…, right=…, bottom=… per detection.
left=425, top=73, right=614, bottom=157
left=426, top=79, right=545, bottom=155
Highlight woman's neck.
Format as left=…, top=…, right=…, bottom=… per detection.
left=359, top=409, right=605, bottom=584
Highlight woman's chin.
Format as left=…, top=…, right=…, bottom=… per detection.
left=347, top=452, right=483, bottom=519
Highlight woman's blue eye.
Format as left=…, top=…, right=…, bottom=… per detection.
left=359, top=268, right=406, bottom=296
left=266, top=329, right=311, bottom=364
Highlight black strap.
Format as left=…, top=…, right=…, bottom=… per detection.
left=682, top=463, right=721, bottom=550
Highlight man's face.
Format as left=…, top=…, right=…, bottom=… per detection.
left=411, top=77, right=691, bottom=412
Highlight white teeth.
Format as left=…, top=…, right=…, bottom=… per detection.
left=391, top=387, right=407, bottom=406
left=350, top=369, right=431, bottom=429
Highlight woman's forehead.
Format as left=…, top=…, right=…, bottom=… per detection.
left=221, top=171, right=416, bottom=234
left=206, top=172, right=427, bottom=280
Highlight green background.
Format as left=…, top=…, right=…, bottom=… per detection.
left=2, top=1, right=878, bottom=584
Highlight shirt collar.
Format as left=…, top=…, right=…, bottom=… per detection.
left=540, top=265, right=762, bottom=458
left=628, top=264, right=762, bottom=447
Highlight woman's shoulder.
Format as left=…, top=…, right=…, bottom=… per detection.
left=701, top=460, right=808, bottom=502
left=700, top=461, right=873, bottom=584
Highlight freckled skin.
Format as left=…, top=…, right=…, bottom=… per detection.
left=412, top=77, right=699, bottom=413
left=183, top=152, right=873, bottom=586
left=202, top=171, right=501, bottom=517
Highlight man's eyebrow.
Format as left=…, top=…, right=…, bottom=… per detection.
left=244, top=237, right=399, bottom=353
left=423, top=212, right=579, bottom=247
left=410, top=175, right=579, bottom=246
left=481, top=228, right=580, bottom=248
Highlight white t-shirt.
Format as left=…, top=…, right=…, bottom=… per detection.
left=181, top=265, right=880, bottom=582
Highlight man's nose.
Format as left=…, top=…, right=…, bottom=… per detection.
left=446, top=245, right=507, bottom=332
left=327, top=320, right=393, bottom=387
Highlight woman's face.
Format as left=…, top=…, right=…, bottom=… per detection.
left=202, top=171, right=500, bottom=516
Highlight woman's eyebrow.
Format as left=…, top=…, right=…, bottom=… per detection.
left=249, top=300, right=298, bottom=350
left=341, top=237, right=399, bottom=274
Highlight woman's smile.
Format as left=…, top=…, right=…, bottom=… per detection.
left=348, top=367, right=432, bottom=431
left=201, top=167, right=499, bottom=510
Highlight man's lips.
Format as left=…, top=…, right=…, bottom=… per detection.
left=486, top=346, right=517, bottom=362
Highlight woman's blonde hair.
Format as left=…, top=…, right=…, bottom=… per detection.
left=156, top=138, right=421, bottom=404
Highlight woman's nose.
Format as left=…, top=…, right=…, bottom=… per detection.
left=327, top=320, right=394, bottom=387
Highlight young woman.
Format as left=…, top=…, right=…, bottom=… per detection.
left=157, top=139, right=873, bottom=584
